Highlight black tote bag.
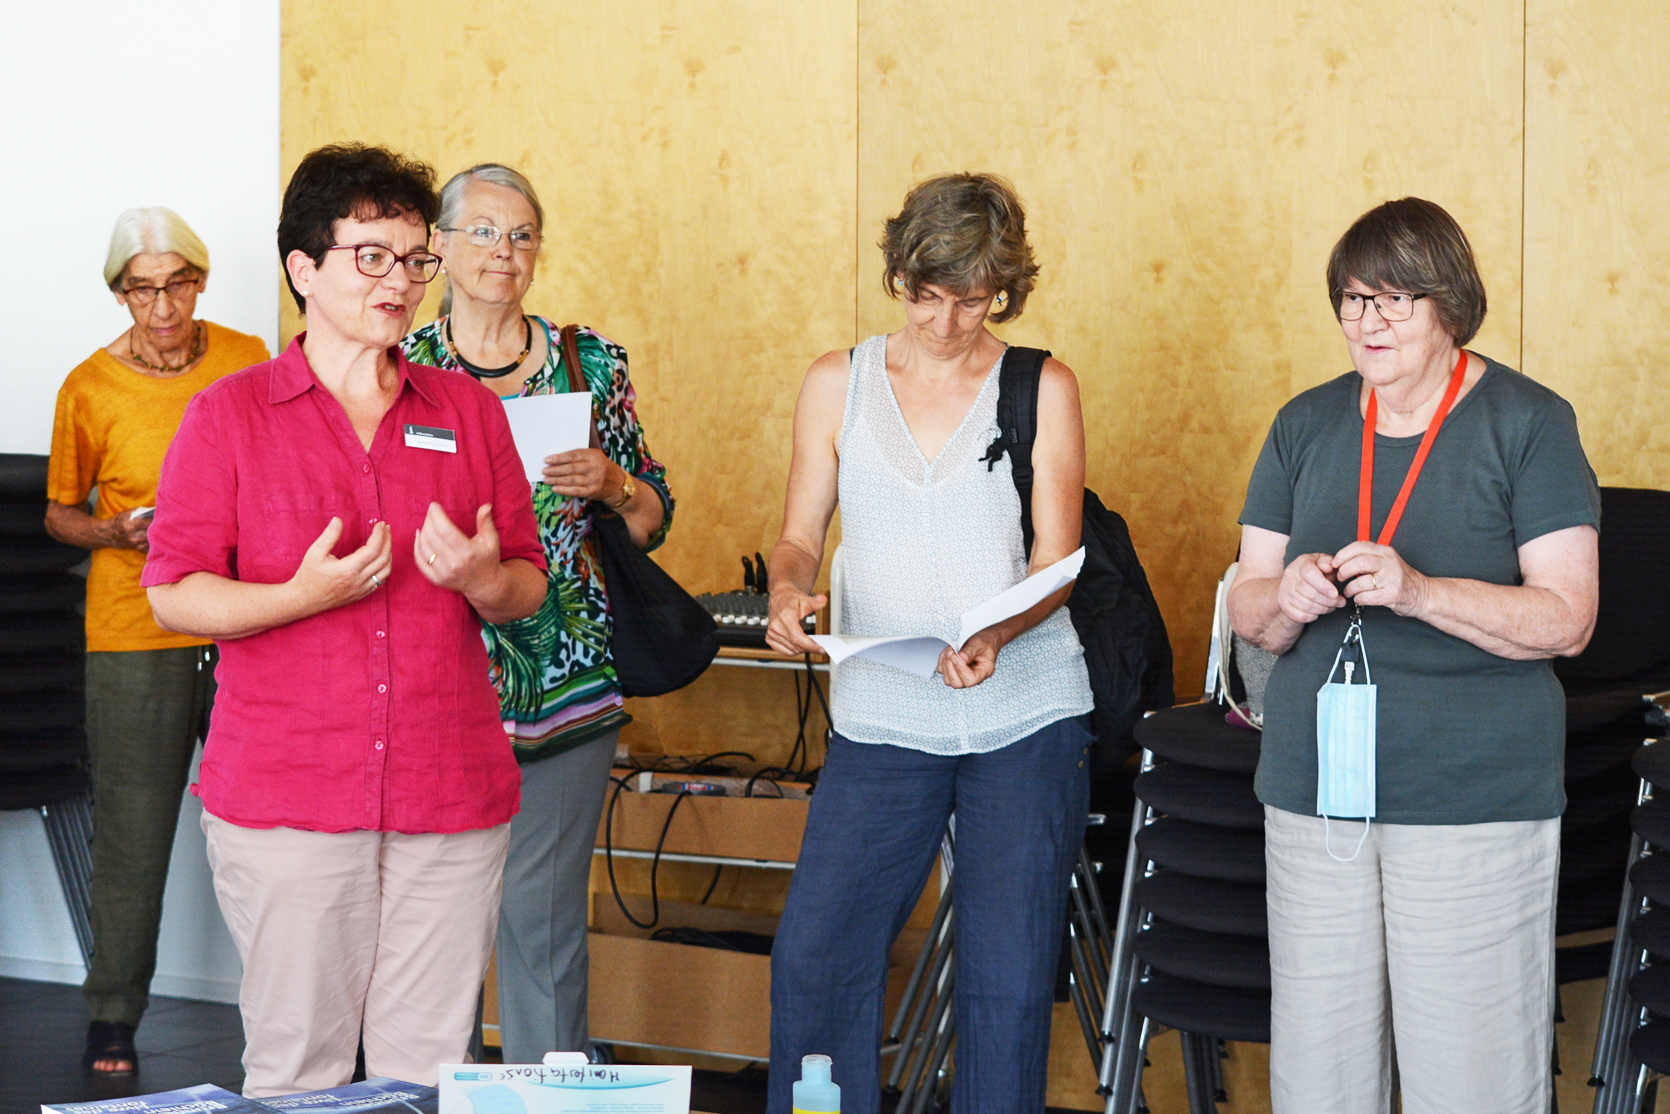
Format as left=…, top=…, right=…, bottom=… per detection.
left=559, top=325, right=718, bottom=696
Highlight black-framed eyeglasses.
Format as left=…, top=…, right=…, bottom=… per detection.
left=439, top=225, right=540, bottom=250
left=123, top=277, right=200, bottom=306
left=1335, top=290, right=1428, bottom=322
left=327, top=244, right=443, bottom=282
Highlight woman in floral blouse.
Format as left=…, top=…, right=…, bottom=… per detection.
left=402, top=163, right=672, bottom=1063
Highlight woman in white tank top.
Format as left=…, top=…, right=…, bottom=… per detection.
left=763, top=174, right=1095, bottom=1114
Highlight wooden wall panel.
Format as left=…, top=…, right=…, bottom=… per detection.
left=856, top=2, right=1524, bottom=697
left=282, top=0, right=857, bottom=595
left=1524, top=1, right=1670, bottom=490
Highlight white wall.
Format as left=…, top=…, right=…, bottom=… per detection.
left=0, top=0, right=281, bottom=455
left=0, top=0, right=279, bottom=1000
left=0, top=749, right=243, bottom=1003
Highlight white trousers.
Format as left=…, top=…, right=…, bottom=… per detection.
left=1264, top=805, right=1560, bottom=1114
left=203, top=812, right=511, bottom=1097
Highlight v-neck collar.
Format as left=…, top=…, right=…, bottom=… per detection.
left=879, top=343, right=1008, bottom=469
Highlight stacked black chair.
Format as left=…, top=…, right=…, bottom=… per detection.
left=1533, top=485, right=1670, bottom=1114
left=0, top=453, right=94, bottom=963
left=1098, top=701, right=1267, bottom=1114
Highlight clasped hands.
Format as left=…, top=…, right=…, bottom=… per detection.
left=288, top=503, right=503, bottom=610
left=1277, top=540, right=1428, bottom=627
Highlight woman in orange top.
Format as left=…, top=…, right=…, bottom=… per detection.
left=46, top=207, right=269, bottom=1075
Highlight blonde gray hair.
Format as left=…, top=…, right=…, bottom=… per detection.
left=103, top=207, right=210, bottom=290
left=880, top=173, right=1039, bottom=324
left=436, top=164, right=545, bottom=315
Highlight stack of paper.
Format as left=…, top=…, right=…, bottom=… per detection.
left=812, top=547, right=1085, bottom=678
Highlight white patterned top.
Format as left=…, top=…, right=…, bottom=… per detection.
left=831, top=335, right=1094, bottom=755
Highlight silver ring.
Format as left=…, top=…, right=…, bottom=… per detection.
left=370, top=574, right=381, bottom=590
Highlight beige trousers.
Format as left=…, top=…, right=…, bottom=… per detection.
left=202, top=812, right=511, bottom=1097
left=1264, top=805, right=1560, bottom=1114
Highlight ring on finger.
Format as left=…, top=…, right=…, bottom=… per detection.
left=370, top=574, right=381, bottom=590
left=1372, top=573, right=1381, bottom=590
left=427, top=552, right=437, bottom=566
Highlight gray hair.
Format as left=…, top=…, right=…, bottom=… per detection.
left=103, top=207, right=210, bottom=290
left=436, top=164, right=545, bottom=314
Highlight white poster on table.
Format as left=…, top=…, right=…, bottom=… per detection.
left=439, top=1055, right=691, bottom=1114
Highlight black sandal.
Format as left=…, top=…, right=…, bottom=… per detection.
left=83, top=1021, right=138, bottom=1075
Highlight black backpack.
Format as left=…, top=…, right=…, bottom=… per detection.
left=981, top=347, right=1175, bottom=771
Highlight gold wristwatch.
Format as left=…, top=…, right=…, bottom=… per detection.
left=608, top=475, right=636, bottom=509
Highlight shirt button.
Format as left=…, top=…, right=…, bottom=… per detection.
left=362, top=463, right=371, bottom=473
left=374, top=739, right=385, bottom=750
left=376, top=630, right=386, bottom=639
left=369, top=518, right=379, bottom=526
left=377, top=683, right=387, bottom=694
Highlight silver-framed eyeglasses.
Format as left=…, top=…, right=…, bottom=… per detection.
left=327, top=244, right=443, bottom=282
left=440, top=224, right=541, bottom=250
left=123, top=277, right=200, bottom=306
left=1335, top=290, right=1428, bottom=322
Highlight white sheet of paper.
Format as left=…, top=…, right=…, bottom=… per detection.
left=501, top=393, right=593, bottom=482
left=811, top=547, right=1085, bottom=678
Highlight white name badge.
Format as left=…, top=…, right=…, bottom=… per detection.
left=404, top=424, right=457, bottom=453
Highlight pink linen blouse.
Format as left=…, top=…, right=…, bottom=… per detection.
left=142, top=338, right=546, bottom=834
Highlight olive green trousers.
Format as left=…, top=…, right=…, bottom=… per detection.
left=81, top=645, right=216, bottom=1027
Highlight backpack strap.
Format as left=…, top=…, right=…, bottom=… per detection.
left=981, top=345, right=1050, bottom=555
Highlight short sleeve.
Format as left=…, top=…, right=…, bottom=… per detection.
left=47, top=374, right=99, bottom=507
left=1509, top=396, right=1601, bottom=547
left=141, top=392, right=240, bottom=586
left=1239, top=418, right=1295, bottom=536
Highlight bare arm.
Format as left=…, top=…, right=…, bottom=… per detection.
left=764, top=349, right=848, bottom=655
left=1227, top=525, right=1346, bottom=656
left=45, top=501, right=151, bottom=552
left=1331, top=525, right=1598, bottom=659
left=940, top=356, right=1087, bottom=688
left=149, top=518, right=393, bottom=639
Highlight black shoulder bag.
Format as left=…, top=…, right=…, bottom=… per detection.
left=559, top=325, right=718, bottom=697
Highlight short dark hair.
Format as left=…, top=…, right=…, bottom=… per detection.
left=1326, top=197, right=1487, bottom=346
left=277, top=143, right=440, bottom=314
left=880, top=173, right=1039, bottom=324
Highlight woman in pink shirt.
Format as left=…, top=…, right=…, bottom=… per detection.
left=142, top=144, right=547, bottom=1097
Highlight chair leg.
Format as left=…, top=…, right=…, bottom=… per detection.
left=1180, top=1032, right=1218, bottom=1114
left=39, top=791, right=95, bottom=967
left=1099, top=762, right=1157, bottom=1099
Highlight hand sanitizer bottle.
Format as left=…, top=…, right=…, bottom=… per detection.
left=793, top=1053, right=840, bottom=1113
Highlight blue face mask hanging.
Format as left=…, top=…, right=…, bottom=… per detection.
left=1316, top=611, right=1376, bottom=861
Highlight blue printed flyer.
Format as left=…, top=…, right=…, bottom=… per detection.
left=438, top=1055, right=690, bottom=1114
left=263, top=1078, right=437, bottom=1114
left=42, top=1084, right=277, bottom=1114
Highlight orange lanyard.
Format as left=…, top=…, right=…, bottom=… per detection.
left=1357, top=349, right=1468, bottom=545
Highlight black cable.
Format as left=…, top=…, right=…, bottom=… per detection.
left=605, top=779, right=695, bottom=931
left=699, top=863, right=723, bottom=904
left=743, top=768, right=792, bottom=798
left=805, top=653, right=832, bottom=775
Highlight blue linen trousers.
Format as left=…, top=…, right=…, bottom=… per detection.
left=768, top=714, right=1093, bottom=1114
